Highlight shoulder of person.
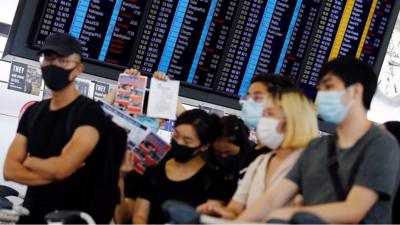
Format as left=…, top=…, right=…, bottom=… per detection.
left=364, top=126, right=400, bottom=154
left=301, top=136, right=329, bottom=155
left=249, top=152, right=271, bottom=167
left=25, top=99, right=50, bottom=116
left=79, top=96, right=105, bottom=114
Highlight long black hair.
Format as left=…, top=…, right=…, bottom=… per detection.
left=218, top=115, right=252, bottom=154
left=174, top=109, right=221, bottom=146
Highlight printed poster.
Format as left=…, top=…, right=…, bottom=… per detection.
left=114, top=74, right=147, bottom=115
left=8, top=61, right=42, bottom=96
left=99, top=100, right=171, bottom=175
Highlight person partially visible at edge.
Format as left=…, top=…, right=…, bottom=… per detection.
left=238, top=74, right=296, bottom=177
left=3, top=33, right=109, bottom=223
left=236, top=57, right=400, bottom=224
left=382, top=121, right=400, bottom=224
left=198, top=89, right=318, bottom=219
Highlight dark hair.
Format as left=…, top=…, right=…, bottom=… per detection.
left=319, top=57, right=377, bottom=109
left=219, top=115, right=252, bottom=153
left=384, top=121, right=400, bottom=144
left=174, top=109, right=221, bottom=145
left=250, top=73, right=297, bottom=96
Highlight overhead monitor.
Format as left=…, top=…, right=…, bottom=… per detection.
left=3, top=0, right=400, bottom=107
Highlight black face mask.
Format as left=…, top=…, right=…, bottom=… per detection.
left=41, top=65, right=75, bottom=91
left=171, top=140, right=201, bottom=163
left=217, top=153, right=241, bottom=172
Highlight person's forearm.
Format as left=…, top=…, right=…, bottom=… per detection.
left=114, top=177, right=131, bottom=223
left=114, top=200, right=132, bottom=224
left=220, top=206, right=239, bottom=220
left=236, top=194, right=275, bottom=222
left=292, top=202, right=361, bottom=224
left=133, top=215, right=147, bottom=224
left=23, top=156, right=64, bottom=180
left=4, top=161, right=52, bottom=185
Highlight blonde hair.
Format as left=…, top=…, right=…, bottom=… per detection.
left=271, top=90, right=318, bottom=149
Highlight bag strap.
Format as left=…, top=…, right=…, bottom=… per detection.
left=327, top=129, right=381, bottom=201
left=327, top=135, right=347, bottom=200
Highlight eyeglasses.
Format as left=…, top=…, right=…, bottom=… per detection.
left=39, top=54, right=81, bottom=68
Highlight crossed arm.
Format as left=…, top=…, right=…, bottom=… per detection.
left=3, top=134, right=52, bottom=185
left=4, top=125, right=100, bottom=185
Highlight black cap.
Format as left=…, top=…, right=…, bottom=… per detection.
left=39, top=33, right=82, bottom=57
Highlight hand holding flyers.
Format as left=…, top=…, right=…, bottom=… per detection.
left=114, top=73, right=147, bottom=115
left=147, top=77, right=180, bottom=120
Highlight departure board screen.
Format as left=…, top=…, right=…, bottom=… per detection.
left=31, top=0, right=399, bottom=97
left=277, top=0, right=322, bottom=82
left=300, top=0, right=396, bottom=96
left=189, top=0, right=241, bottom=89
left=159, top=0, right=215, bottom=81
left=131, top=0, right=179, bottom=73
left=359, top=0, right=394, bottom=65
left=215, top=0, right=269, bottom=95
left=216, top=0, right=323, bottom=96
left=34, top=0, right=146, bottom=67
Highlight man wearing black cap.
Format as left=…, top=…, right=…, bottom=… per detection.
left=4, top=33, right=107, bottom=223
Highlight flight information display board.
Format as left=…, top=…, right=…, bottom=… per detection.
left=189, top=0, right=241, bottom=89
left=300, top=0, right=396, bottom=96
left=31, top=0, right=399, bottom=98
left=131, top=0, right=179, bottom=73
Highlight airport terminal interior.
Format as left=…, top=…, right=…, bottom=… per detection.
left=0, top=0, right=400, bottom=224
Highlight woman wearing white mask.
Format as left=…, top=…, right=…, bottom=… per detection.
left=197, top=89, right=318, bottom=219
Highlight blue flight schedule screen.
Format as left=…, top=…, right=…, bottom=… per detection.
left=34, top=0, right=146, bottom=67
left=33, top=0, right=398, bottom=97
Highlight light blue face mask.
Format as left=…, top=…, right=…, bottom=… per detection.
left=136, top=115, right=161, bottom=132
left=240, top=99, right=264, bottom=129
left=316, top=89, right=354, bottom=124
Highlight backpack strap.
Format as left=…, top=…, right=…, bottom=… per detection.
left=327, top=135, right=347, bottom=201
left=327, top=129, right=382, bottom=201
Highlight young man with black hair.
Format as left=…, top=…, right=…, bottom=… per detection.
left=3, top=33, right=108, bottom=223
left=236, top=57, right=400, bottom=224
left=239, top=74, right=296, bottom=174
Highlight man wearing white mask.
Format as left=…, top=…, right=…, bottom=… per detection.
left=236, top=57, right=400, bottom=224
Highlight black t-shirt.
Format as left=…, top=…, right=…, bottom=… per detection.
left=137, top=161, right=228, bottom=224
left=17, top=96, right=106, bottom=223
left=124, top=171, right=143, bottom=199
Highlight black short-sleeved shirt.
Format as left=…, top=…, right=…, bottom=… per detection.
left=287, top=126, right=400, bottom=224
left=17, top=96, right=106, bottom=223
left=137, top=161, right=228, bottom=224
left=124, top=171, right=143, bottom=199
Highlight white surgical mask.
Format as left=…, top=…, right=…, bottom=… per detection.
left=256, top=117, right=285, bottom=150
left=240, top=98, right=264, bottom=129
left=316, top=87, right=354, bottom=124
